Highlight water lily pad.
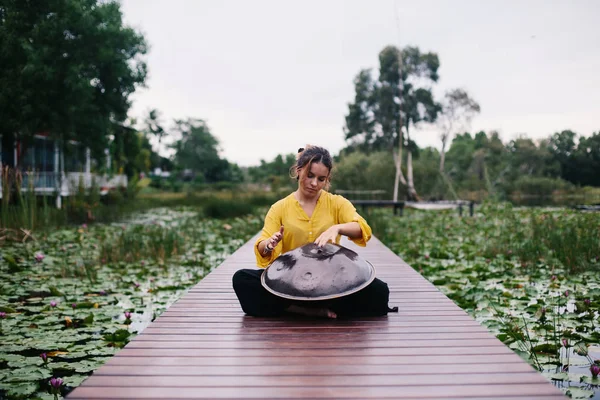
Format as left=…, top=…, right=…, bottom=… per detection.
left=2, top=382, right=39, bottom=397
left=565, top=387, right=594, bottom=398
left=70, top=359, right=106, bottom=373
left=32, top=392, right=60, bottom=400
left=533, top=343, right=558, bottom=354
left=62, top=374, right=90, bottom=387
left=580, top=376, right=600, bottom=385
left=7, top=356, right=44, bottom=368
left=5, top=366, right=52, bottom=382
left=544, top=372, right=568, bottom=381
left=0, top=353, right=27, bottom=363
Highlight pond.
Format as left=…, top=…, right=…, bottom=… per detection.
left=1, top=203, right=599, bottom=399
left=371, top=203, right=600, bottom=399
left=0, top=207, right=263, bottom=399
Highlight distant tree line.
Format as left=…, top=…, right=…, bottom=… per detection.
left=2, top=1, right=598, bottom=200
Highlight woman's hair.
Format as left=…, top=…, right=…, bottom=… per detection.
left=289, top=145, right=333, bottom=189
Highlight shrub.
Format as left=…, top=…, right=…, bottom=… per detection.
left=201, top=197, right=255, bottom=219
left=511, top=176, right=574, bottom=197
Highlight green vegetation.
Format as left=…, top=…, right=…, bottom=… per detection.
left=0, top=0, right=147, bottom=160
left=370, top=205, right=600, bottom=398
left=0, top=208, right=263, bottom=399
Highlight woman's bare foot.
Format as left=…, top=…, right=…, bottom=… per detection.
left=286, top=305, right=337, bottom=319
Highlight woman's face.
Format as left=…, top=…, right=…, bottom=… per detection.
left=299, top=162, right=329, bottom=197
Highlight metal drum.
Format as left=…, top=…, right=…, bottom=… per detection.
left=261, top=243, right=376, bottom=301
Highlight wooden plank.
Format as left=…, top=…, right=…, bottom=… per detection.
left=68, top=384, right=563, bottom=399
left=100, top=358, right=534, bottom=370
left=81, top=372, right=546, bottom=387
left=113, top=346, right=515, bottom=357
left=140, top=326, right=491, bottom=335
left=67, top=235, right=562, bottom=399
left=147, top=318, right=482, bottom=325
left=124, top=338, right=504, bottom=349
left=131, top=332, right=496, bottom=342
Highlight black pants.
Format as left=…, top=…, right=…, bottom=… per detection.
left=232, top=269, right=396, bottom=318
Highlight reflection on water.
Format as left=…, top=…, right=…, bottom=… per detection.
left=545, top=346, right=600, bottom=399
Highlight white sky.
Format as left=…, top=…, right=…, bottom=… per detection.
left=120, top=0, right=600, bottom=167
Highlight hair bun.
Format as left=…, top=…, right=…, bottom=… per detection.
left=297, top=147, right=304, bottom=153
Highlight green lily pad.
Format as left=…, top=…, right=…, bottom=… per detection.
left=31, top=392, right=61, bottom=400
left=2, top=382, right=39, bottom=397
left=0, top=305, right=17, bottom=313
left=580, top=376, right=600, bottom=384
left=565, top=387, right=594, bottom=398
left=62, top=374, right=90, bottom=387
left=544, top=372, right=568, bottom=381
left=5, top=366, right=52, bottom=382
left=7, top=356, right=44, bottom=368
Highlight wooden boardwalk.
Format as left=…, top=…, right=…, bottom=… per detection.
left=68, top=236, right=564, bottom=399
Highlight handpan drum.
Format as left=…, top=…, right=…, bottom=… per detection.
left=260, top=243, right=376, bottom=301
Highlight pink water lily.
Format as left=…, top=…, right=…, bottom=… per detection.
left=591, top=364, right=599, bottom=378
left=34, top=252, right=45, bottom=262
left=124, top=311, right=132, bottom=319
left=0, top=312, right=6, bottom=318
left=49, top=377, right=63, bottom=389
left=562, top=338, right=568, bottom=347
left=50, top=301, right=57, bottom=307
left=40, top=353, right=48, bottom=363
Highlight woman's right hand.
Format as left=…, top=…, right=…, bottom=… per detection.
left=265, top=225, right=284, bottom=251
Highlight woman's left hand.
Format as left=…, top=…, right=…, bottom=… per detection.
left=314, top=225, right=340, bottom=247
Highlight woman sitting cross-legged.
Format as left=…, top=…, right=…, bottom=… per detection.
left=232, top=145, right=396, bottom=318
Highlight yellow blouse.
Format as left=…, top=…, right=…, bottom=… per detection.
left=253, top=191, right=372, bottom=268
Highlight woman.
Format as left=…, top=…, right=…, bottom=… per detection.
left=233, top=145, right=395, bottom=318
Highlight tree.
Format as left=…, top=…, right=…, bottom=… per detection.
left=445, top=133, right=476, bottom=183
left=171, top=119, right=232, bottom=183
left=343, top=45, right=441, bottom=201
left=374, top=46, right=407, bottom=201
left=246, top=153, right=296, bottom=190
left=438, top=89, right=480, bottom=172
left=398, top=47, right=441, bottom=200
left=571, top=132, right=600, bottom=187
left=343, top=69, right=377, bottom=152
left=144, top=109, right=167, bottom=144
left=549, top=130, right=577, bottom=182
left=110, top=124, right=149, bottom=178
left=506, top=136, right=555, bottom=179
left=0, top=0, right=147, bottom=162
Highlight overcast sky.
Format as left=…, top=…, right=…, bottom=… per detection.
left=120, top=0, right=600, bottom=167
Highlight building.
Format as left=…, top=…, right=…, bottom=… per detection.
left=0, top=133, right=127, bottom=207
